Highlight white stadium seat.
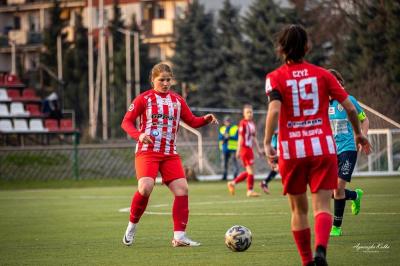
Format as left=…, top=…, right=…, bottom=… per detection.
left=29, top=119, right=47, bottom=132
left=13, top=119, right=29, bottom=132
left=0, top=119, right=13, bottom=132
left=0, top=88, right=10, bottom=101
left=10, top=102, right=29, bottom=116
left=0, top=104, right=10, bottom=116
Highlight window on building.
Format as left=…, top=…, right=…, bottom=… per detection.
left=154, top=3, right=165, bottom=19
left=13, top=16, right=21, bottom=30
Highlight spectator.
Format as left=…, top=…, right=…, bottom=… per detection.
left=218, top=116, right=239, bottom=181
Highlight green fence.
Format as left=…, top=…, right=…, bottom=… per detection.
left=0, top=141, right=273, bottom=181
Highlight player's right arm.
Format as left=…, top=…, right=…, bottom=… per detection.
left=264, top=73, right=281, bottom=167
left=121, top=95, right=152, bottom=143
left=236, top=122, right=243, bottom=158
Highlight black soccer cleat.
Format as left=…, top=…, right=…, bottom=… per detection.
left=314, top=245, right=328, bottom=266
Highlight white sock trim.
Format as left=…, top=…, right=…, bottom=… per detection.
left=174, top=231, right=185, bottom=240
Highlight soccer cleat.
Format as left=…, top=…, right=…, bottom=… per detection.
left=172, top=235, right=201, bottom=247
left=260, top=181, right=270, bottom=194
left=246, top=190, right=260, bottom=197
left=227, top=182, right=235, bottom=195
left=314, top=245, right=328, bottom=266
left=122, top=223, right=136, bottom=246
left=351, top=189, right=364, bottom=215
left=330, top=225, right=342, bottom=237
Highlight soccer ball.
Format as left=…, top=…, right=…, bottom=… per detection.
left=224, top=225, right=252, bottom=252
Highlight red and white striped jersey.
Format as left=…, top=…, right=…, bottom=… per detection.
left=121, top=89, right=208, bottom=155
left=238, top=119, right=256, bottom=148
left=265, top=61, right=348, bottom=159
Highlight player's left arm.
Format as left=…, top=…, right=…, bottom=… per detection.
left=253, top=132, right=264, bottom=156
left=341, top=98, right=371, bottom=155
left=350, top=96, right=369, bottom=135
left=180, top=98, right=218, bottom=127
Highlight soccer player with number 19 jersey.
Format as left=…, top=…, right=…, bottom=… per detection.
left=263, top=25, right=371, bottom=266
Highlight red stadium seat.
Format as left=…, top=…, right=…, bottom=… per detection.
left=60, top=118, right=74, bottom=131
left=4, top=74, right=23, bottom=85
left=7, top=89, right=21, bottom=100
left=22, top=88, right=40, bottom=100
left=26, top=103, right=41, bottom=116
left=44, top=118, right=59, bottom=131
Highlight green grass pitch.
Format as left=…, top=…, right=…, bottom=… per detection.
left=0, top=177, right=399, bottom=265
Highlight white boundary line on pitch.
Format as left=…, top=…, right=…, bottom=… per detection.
left=118, top=208, right=400, bottom=216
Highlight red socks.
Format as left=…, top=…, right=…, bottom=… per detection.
left=292, top=228, right=313, bottom=266
left=129, top=191, right=149, bottom=223
left=173, top=195, right=189, bottom=231
left=247, top=174, right=254, bottom=190
left=233, top=171, right=247, bottom=183
left=314, top=212, right=332, bottom=249
left=130, top=193, right=189, bottom=232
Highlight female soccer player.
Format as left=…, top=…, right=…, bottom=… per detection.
left=328, top=69, right=369, bottom=237
left=227, top=104, right=263, bottom=197
left=121, top=63, right=218, bottom=247
left=263, top=25, right=371, bottom=266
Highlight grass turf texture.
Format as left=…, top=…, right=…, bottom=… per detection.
left=0, top=177, right=399, bottom=265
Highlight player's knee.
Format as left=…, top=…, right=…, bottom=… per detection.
left=138, top=178, right=155, bottom=196
left=173, top=186, right=188, bottom=196
left=291, top=205, right=308, bottom=215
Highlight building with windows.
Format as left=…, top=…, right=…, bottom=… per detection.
left=0, top=0, right=190, bottom=72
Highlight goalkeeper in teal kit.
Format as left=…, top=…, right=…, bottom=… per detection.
left=328, top=69, right=370, bottom=236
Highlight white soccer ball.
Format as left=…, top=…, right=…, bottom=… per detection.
left=224, top=225, right=252, bottom=252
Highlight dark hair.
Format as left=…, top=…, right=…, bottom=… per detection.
left=328, top=69, right=345, bottom=86
left=149, top=62, right=174, bottom=84
left=277, top=24, right=308, bottom=63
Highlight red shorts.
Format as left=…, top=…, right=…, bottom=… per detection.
left=135, top=152, right=186, bottom=185
left=279, top=155, right=338, bottom=195
left=240, top=147, right=254, bottom=167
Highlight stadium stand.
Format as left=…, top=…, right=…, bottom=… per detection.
left=25, top=103, right=42, bottom=116
left=0, top=89, right=10, bottom=101
left=0, top=74, right=79, bottom=145
left=10, top=102, right=29, bottom=116
left=0, top=104, right=10, bottom=117
left=0, top=119, right=13, bottom=132
left=44, top=118, right=59, bottom=132
left=22, top=88, right=40, bottom=101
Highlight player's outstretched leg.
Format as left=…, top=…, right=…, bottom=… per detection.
left=330, top=198, right=345, bottom=237
left=122, top=190, right=149, bottom=246
left=227, top=181, right=236, bottom=195
left=172, top=232, right=201, bottom=247
left=351, top=189, right=364, bottom=215
left=260, top=170, right=277, bottom=194
left=246, top=174, right=260, bottom=197
left=122, top=222, right=137, bottom=246
left=171, top=195, right=201, bottom=247
left=227, top=171, right=247, bottom=195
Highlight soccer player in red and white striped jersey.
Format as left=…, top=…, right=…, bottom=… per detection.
left=121, top=63, right=218, bottom=247
left=227, top=104, right=263, bottom=197
left=263, top=25, right=371, bottom=266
